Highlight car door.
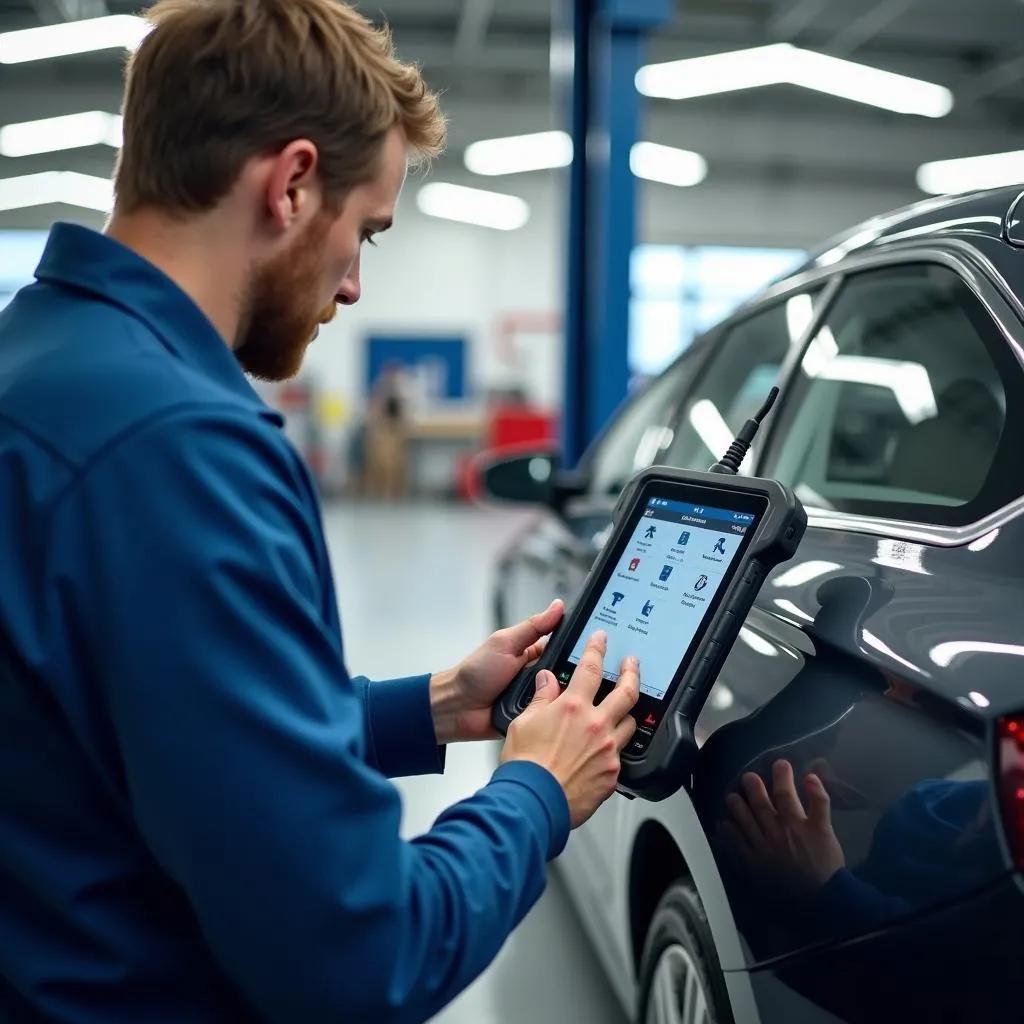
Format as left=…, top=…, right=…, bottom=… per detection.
left=690, top=256, right=1024, bottom=1004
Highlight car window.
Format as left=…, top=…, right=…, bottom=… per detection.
left=659, top=290, right=823, bottom=474
left=766, top=263, right=1024, bottom=527
left=585, top=358, right=694, bottom=497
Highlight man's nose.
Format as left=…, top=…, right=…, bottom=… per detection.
left=337, top=254, right=362, bottom=306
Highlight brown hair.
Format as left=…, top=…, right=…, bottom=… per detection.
left=114, top=0, right=447, bottom=214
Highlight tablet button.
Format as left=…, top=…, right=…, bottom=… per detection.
left=713, top=611, right=738, bottom=644
left=701, top=639, right=722, bottom=669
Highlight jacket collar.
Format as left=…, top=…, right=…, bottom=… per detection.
left=34, top=222, right=283, bottom=423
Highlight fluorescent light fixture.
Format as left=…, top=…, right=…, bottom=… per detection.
left=0, top=14, right=149, bottom=64
left=416, top=183, right=529, bottom=231
left=464, top=132, right=708, bottom=187
left=0, top=171, right=113, bottom=213
left=917, top=150, right=1024, bottom=195
left=637, top=43, right=953, bottom=119
left=0, top=111, right=122, bottom=158
left=630, top=142, right=707, bottom=188
left=465, top=130, right=572, bottom=176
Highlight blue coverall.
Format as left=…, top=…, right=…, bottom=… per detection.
left=0, top=223, right=570, bottom=1023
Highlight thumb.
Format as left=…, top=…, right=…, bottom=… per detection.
left=805, top=774, right=832, bottom=827
left=529, top=669, right=561, bottom=707
left=501, top=599, right=565, bottom=655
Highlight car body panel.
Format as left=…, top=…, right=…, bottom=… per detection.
left=489, top=186, right=1024, bottom=1023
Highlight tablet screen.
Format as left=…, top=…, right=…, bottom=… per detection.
left=562, top=493, right=762, bottom=706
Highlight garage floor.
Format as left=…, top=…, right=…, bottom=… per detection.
left=323, top=500, right=629, bottom=1024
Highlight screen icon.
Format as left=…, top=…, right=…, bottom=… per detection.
left=629, top=557, right=641, bottom=572
left=644, top=524, right=657, bottom=540
left=695, top=574, right=709, bottom=592
left=641, top=600, right=655, bottom=617
left=611, top=592, right=625, bottom=607
left=643, top=713, right=658, bottom=728
left=713, top=537, right=727, bottom=555
left=677, top=531, right=690, bottom=547
left=659, top=565, right=673, bottom=582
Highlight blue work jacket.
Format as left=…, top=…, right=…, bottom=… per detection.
left=0, top=223, right=570, bottom=1023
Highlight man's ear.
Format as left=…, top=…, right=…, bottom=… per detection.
left=265, top=139, right=320, bottom=231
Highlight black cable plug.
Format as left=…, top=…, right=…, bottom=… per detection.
left=708, top=386, right=780, bottom=476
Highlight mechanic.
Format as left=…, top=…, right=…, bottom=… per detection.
left=0, top=1, right=640, bottom=1022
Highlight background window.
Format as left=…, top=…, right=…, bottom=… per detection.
left=768, top=264, right=1022, bottom=526
left=629, top=244, right=806, bottom=377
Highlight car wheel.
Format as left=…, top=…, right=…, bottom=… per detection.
left=636, top=882, right=734, bottom=1024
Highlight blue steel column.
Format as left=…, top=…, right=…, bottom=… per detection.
left=556, top=0, right=672, bottom=467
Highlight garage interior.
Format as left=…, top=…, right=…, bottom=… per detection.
left=1, top=1, right=1023, bottom=1023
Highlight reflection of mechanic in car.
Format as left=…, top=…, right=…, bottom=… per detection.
left=719, top=760, right=1001, bottom=939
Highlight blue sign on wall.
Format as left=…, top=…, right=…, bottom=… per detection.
left=366, top=335, right=468, bottom=401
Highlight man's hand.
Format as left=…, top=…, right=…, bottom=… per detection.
left=429, top=600, right=565, bottom=745
left=720, top=760, right=845, bottom=892
left=501, top=631, right=639, bottom=828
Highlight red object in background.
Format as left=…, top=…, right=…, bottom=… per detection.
left=456, top=403, right=559, bottom=502
left=487, top=403, right=558, bottom=451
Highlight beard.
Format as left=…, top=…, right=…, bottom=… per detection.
left=234, top=212, right=339, bottom=383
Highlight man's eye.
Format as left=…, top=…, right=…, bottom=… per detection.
left=362, top=232, right=378, bottom=248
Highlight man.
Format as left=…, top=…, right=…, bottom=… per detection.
left=0, top=2, right=639, bottom=1022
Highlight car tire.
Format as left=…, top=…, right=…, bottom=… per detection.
left=636, top=881, right=735, bottom=1024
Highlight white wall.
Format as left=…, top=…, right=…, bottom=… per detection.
left=301, top=173, right=564, bottom=422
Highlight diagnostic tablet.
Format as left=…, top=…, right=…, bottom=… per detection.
left=490, top=390, right=807, bottom=801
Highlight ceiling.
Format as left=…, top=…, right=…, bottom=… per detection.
left=0, top=0, right=1022, bottom=236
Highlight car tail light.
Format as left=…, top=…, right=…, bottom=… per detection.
left=996, top=716, right=1024, bottom=869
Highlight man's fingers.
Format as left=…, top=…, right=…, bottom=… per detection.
left=725, top=792, right=765, bottom=850
left=523, top=635, right=549, bottom=666
left=499, top=599, right=564, bottom=656
left=771, top=760, right=807, bottom=823
left=529, top=669, right=561, bottom=707
left=565, top=631, right=607, bottom=701
left=598, top=656, right=640, bottom=723
left=741, top=772, right=779, bottom=837
left=613, top=713, right=637, bottom=750
left=804, top=773, right=832, bottom=828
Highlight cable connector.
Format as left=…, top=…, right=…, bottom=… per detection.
left=709, top=387, right=780, bottom=476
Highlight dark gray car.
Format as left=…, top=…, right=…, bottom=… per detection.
left=480, top=185, right=1024, bottom=1024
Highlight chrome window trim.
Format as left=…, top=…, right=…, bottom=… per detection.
left=755, top=239, right=1024, bottom=547
left=803, top=499, right=1024, bottom=548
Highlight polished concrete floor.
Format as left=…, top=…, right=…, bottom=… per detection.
left=323, top=500, right=629, bottom=1024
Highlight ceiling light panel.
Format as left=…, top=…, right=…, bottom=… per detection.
left=0, top=14, right=148, bottom=64
left=0, top=172, right=113, bottom=213
left=630, top=142, right=707, bottom=188
left=416, top=183, right=529, bottom=231
left=917, top=151, right=1024, bottom=195
left=637, top=43, right=953, bottom=119
left=0, top=112, right=123, bottom=158
left=465, top=131, right=573, bottom=176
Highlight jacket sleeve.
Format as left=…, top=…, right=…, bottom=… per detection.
left=348, top=673, right=448, bottom=779
left=45, top=408, right=570, bottom=1024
